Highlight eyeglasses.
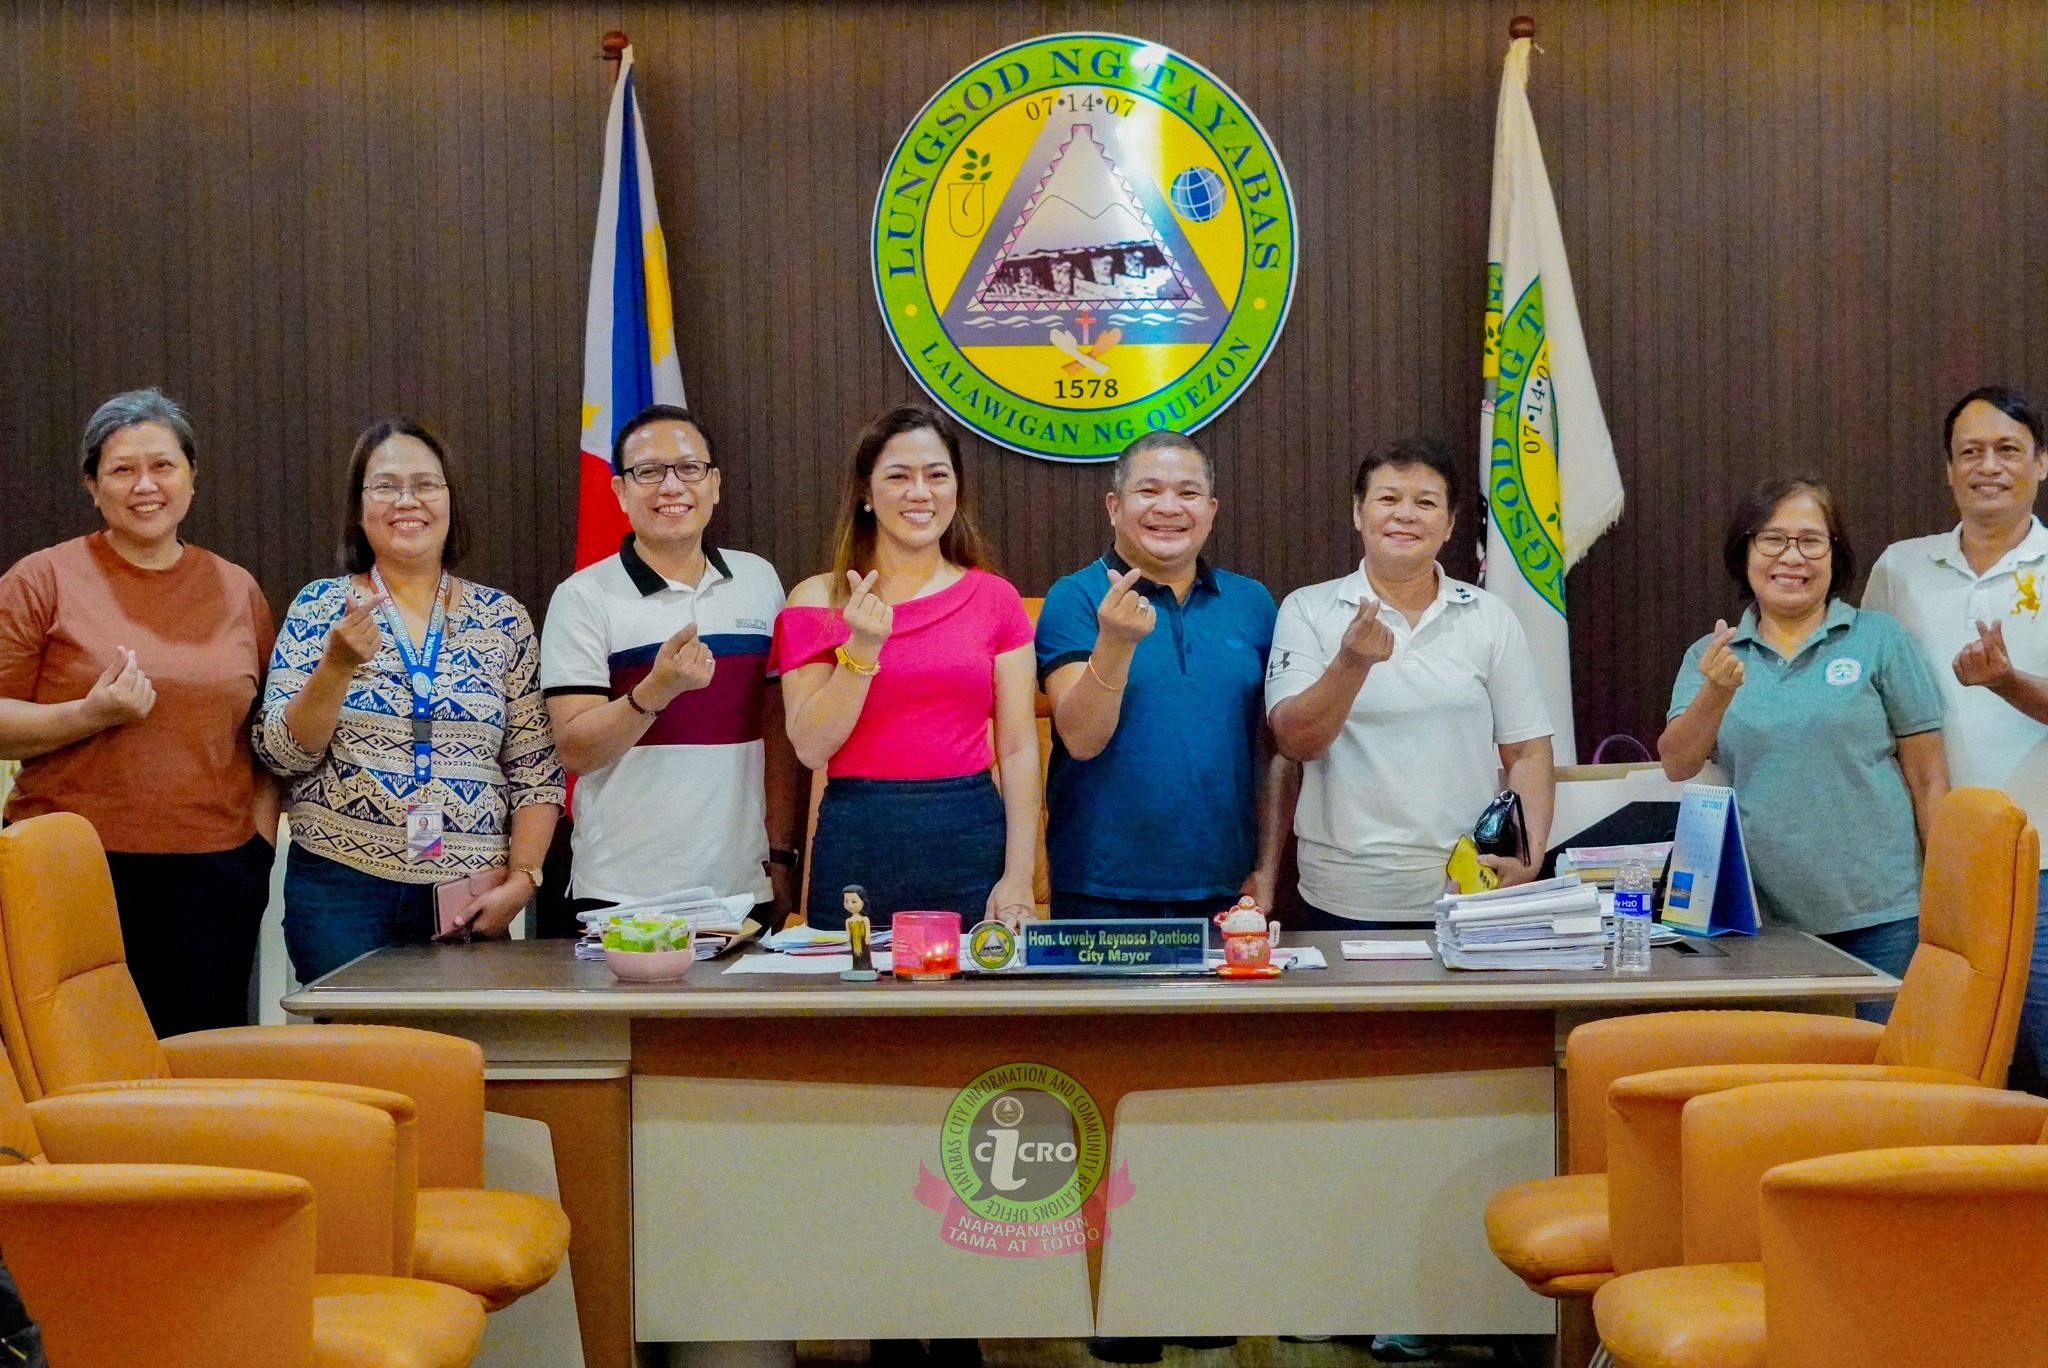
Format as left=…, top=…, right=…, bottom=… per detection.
left=363, top=478, right=449, bottom=503
left=1753, top=531, right=1831, bottom=559
left=623, top=460, right=714, bottom=486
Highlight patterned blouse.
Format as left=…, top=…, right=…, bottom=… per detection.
left=256, top=576, right=565, bottom=883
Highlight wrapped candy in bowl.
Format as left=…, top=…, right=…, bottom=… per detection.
left=599, top=912, right=696, bottom=982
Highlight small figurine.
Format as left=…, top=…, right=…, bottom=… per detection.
left=840, top=884, right=878, bottom=981
left=1214, top=895, right=1282, bottom=973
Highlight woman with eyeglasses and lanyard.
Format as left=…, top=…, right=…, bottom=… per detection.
left=257, top=419, right=563, bottom=983
left=1661, top=476, right=1949, bottom=1014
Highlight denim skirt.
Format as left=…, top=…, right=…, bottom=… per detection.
left=805, top=773, right=1005, bottom=930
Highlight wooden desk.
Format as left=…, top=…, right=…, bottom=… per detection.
left=288, top=930, right=1895, bottom=1367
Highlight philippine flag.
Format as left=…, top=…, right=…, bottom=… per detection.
left=575, top=43, right=686, bottom=569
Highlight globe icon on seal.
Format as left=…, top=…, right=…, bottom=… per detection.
left=1168, top=166, right=1226, bottom=223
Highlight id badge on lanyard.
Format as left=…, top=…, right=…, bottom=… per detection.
left=371, top=568, right=451, bottom=862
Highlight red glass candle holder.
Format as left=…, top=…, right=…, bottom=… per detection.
left=891, top=911, right=962, bottom=981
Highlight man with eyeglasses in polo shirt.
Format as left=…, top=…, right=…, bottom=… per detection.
left=541, top=404, right=804, bottom=929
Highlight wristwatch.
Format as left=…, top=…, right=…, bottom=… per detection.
left=511, top=864, right=545, bottom=893
left=766, top=847, right=799, bottom=869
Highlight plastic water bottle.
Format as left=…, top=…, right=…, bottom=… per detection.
left=1612, top=857, right=1654, bottom=973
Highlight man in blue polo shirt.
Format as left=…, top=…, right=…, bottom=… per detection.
left=1036, top=430, right=1290, bottom=923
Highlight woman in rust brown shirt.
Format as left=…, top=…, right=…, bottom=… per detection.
left=0, top=389, right=276, bottom=1036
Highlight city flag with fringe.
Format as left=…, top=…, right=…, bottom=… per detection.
left=1481, top=33, right=1623, bottom=764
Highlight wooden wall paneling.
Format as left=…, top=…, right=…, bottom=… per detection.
left=300, top=0, right=352, bottom=596
left=0, top=4, right=38, bottom=557
left=3, top=0, right=2047, bottom=750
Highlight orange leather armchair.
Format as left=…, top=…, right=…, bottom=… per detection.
left=0, top=811, right=571, bottom=1311
left=1761, top=1140, right=2048, bottom=1367
left=1591, top=1079, right=2048, bottom=1368
left=1485, top=786, right=2038, bottom=1302
left=0, top=1036, right=484, bottom=1367
left=0, top=1163, right=320, bottom=1368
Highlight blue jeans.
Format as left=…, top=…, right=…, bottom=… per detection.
left=282, top=843, right=437, bottom=984
left=2011, top=871, right=2048, bottom=1093
left=1818, top=915, right=1920, bottom=1024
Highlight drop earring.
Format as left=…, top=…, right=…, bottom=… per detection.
left=862, top=502, right=872, bottom=512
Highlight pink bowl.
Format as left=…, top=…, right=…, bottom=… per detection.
left=604, top=946, right=696, bottom=982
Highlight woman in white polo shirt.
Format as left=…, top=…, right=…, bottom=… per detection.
left=1267, top=436, right=1555, bottom=927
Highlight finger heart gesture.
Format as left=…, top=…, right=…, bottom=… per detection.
left=1698, top=618, right=1746, bottom=692
left=1097, top=566, right=1156, bottom=645
left=644, top=622, right=716, bottom=707
left=1341, top=597, right=1395, bottom=667
left=84, top=647, right=156, bottom=728
left=842, top=570, right=894, bottom=660
left=324, top=584, right=383, bottom=671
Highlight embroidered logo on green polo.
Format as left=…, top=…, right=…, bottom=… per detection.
left=873, top=33, right=1297, bottom=461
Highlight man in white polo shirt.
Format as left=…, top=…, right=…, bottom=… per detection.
left=1865, top=385, right=2048, bottom=1088
left=542, top=405, right=802, bottom=917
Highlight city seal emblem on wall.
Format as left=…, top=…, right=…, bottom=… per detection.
left=873, top=33, right=1297, bottom=461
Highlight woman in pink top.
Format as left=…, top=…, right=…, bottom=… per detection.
left=777, top=403, right=1040, bottom=932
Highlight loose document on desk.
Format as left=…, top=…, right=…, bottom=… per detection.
left=724, top=951, right=897, bottom=975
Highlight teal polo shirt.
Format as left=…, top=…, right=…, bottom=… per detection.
left=1036, top=551, right=1277, bottom=900
left=1667, top=600, right=1943, bottom=935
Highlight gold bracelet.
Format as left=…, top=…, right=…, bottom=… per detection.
left=1086, top=658, right=1126, bottom=691
left=835, top=645, right=881, bottom=678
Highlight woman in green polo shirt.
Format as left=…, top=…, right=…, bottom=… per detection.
left=1660, top=476, right=1948, bottom=1017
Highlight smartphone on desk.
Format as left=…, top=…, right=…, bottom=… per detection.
left=434, top=869, right=509, bottom=942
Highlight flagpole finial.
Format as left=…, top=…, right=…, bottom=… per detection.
left=1509, top=15, right=1536, bottom=39
left=600, top=30, right=629, bottom=74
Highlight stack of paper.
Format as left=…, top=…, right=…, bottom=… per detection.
left=1434, top=876, right=1608, bottom=970
left=1556, top=842, right=1673, bottom=888
left=573, top=887, right=759, bottom=960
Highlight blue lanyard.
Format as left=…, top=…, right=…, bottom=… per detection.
left=369, top=568, right=450, bottom=783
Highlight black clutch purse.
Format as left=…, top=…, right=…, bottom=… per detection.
left=1472, top=790, right=1530, bottom=865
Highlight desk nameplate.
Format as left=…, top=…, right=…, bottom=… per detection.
left=1002, top=918, right=1210, bottom=974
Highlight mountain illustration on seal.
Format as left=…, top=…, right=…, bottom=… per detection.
left=941, top=119, right=1229, bottom=348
